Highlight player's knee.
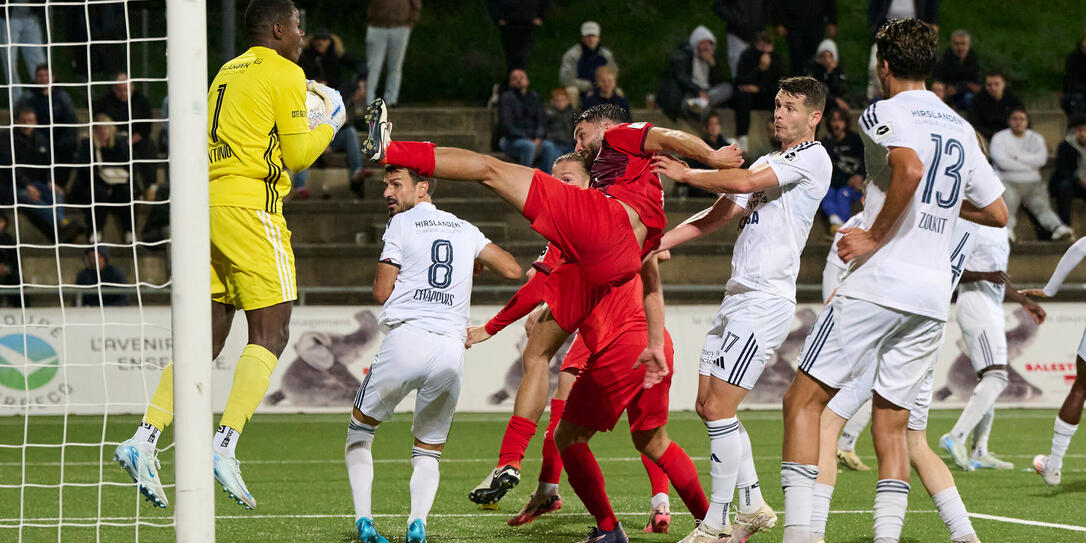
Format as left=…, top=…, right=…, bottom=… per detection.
left=980, top=367, right=1008, bottom=390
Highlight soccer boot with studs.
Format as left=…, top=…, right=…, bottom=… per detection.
left=469, top=464, right=520, bottom=505
left=113, top=438, right=168, bottom=508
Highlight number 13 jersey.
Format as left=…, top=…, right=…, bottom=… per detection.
left=378, top=202, right=491, bottom=339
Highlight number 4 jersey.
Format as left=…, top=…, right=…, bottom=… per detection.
left=377, top=202, right=492, bottom=339
left=837, top=89, right=1004, bottom=321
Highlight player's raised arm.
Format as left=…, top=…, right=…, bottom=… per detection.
left=652, top=153, right=779, bottom=194
left=658, top=193, right=746, bottom=251
left=643, top=126, right=744, bottom=169
left=838, top=146, right=924, bottom=262
left=476, top=243, right=522, bottom=280
left=1021, top=237, right=1086, bottom=298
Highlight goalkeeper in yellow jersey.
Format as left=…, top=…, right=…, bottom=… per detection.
left=114, top=0, right=345, bottom=510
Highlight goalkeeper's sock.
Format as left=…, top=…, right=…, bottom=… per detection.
left=384, top=142, right=437, bottom=177
left=134, top=421, right=161, bottom=448
left=409, top=447, right=441, bottom=525
left=143, top=362, right=174, bottom=430
left=538, top=399, right=565, bottom=485
left=214, top=425, right=240, bottom=458
left=497, top=415, right=537, bottom=470
left=346, top=416, right=377, bottom=521
left=219, top=344, right=279, bottom=432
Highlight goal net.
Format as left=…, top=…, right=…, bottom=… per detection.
left=0, top=0, right=211, bottom=540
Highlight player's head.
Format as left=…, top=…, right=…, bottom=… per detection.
left=244, top=0, right=304, bottom=63
left=773, top=76, right=825, bottom=146
left=551, top=152, right=592, bottom=189
left=573, top=104, right=631, bottom=160
left=874, top=19, right=937, bottom=91
left=383, top=165, right=435, bottom=216
left=1071, top=114, right=1086, bottom=146
left=1007, top=107, right=1028, bottom=136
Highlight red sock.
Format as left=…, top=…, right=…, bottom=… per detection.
left=656, top=442, right=709, bottom=520
left=383, top=141, right=436, bottom=177
left=641, top=453, right=670, bottom=496
left=497, top=415, right=537, bottom=470
left=538, top=399, right=565, bottom=484
left=560, top=442, right=618, bottom=531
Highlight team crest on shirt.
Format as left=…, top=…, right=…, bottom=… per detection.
left=779, top=149, right=799, bottom=163
left=872, top=122, right=894, bottom=143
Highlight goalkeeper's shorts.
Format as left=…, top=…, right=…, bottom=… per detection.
left=210, top=206, right=297, bottom=310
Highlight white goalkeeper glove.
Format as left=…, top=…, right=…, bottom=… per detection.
left=306, top=80, right=346, bottom=135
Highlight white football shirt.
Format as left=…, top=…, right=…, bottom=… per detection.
left=378, top=202, right=491, bottom=339
left=956, top=224, right=1009, bottom=329
left=724, top=141, right=832, bottom=302
left=836, top=90, right=1004, bottom=321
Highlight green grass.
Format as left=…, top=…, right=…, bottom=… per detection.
left=0, top=409, right=1084, bottom=542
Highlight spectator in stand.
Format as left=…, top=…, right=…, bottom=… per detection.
left=1050, top=115, right=1086, bottom=231
left=733, top=31, right=784, bottom=151
left=71, top=114, right=133, bottom=244
left=489, top=0, right=551, bottom=75
left=657, top=25, right=732, bottom=120
left=76, top=246, right=129, bottom=307
left=299, top=28, right=365, bottom=96
left=820, top=107, right=865, bottom=229
left=808, top=39, right=849, bottom=111
left=991, top=107, right=1073, bottom=241
left=93, top=72, right=157, bottom=196
left=544, top=88, right=576, bottom=156
left=582, top=66, right=630, bottom=117
left=868, top=0, right=939, bottom=33
left=773, top=0, right=837, bottom=76
left=0, top=0, right=46, bottom=92
left=63, top=2, right=124, bottom=81
left=680, top=112, right=733, bottom=198
left=497, top=69, right=559, bottom=173
left=17, top=64, right=79, bottom=167
left=0, top=213, right=21, bottom=307
left=559, top=21, right=617, bottom=110
left=1063, top=31, right=1086, bottom=119
left=13, top=106, right=79, bottom=242
left=365, top=0, right=420, bottom=106
left=934, top=29, right=981, bottom=110
left=969, top=70, right=1023, bottom=141
left=712, top=0, right=771, bottom=76
left=931, top=80, right=948, bottom=103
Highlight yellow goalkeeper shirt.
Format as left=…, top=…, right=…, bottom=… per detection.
left=207, top=46, right=333, bottom=214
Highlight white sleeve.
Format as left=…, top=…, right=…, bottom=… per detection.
left=726, top=192, right=751, bottom=209
left=963, top=152, right=1005, bottom=209
left=472, top=225, right=492, bottom=258
left=379, top=215, right=405, bottom=267
left=858, top=101, right=916, bottom=151
left=1043, top=237, right=1086, bottom=296
left=767, top=145, right=832, bottom=194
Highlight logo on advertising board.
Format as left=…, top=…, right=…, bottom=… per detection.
left=0, top=334, right=58, bottom=390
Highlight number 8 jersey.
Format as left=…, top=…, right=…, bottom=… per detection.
left=836, top=89, right=1004, bottom=322
left=377, top=202, right=492, bottom=339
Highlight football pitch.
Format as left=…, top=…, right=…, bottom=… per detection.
left=1, top=409, right=1083, bottom=542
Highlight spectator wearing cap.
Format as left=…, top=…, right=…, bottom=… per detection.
left=299, top=28, right=366, bottom=96
left=807, top=38, right=849, bottom=111
left=559, top=21, right=618, bottom=109
left=969, top=70, right=1023, bottom=141
left=76, top=246, right=129, bottom=307
left=364, top=0, right=420, bottom=106
left=657, top=25, right=733, bottom=121
left=1063, top=31, right=1086, bottom=119
left=1050, top=115, right=1086, bottom=231
left=581, top=66, right=630, bottom=118
left=934, top=29, right=981, bottom=110
left=712, top=0, right=771, bottom=76
left=489, top=0, right=551, bottom=75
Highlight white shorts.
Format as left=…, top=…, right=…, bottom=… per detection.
left=1078, top=326, right=1086, bottom=361
left=354, top=323, right=465, bottom=444
left=960, top=325, right=1007, bottom=373
left=801, top=295, right=945, bottom=410
left=826, top=349, right=937, bottom=431
left=698, top=290, right=795, bottom=389
left=908, top=359, right=938, bottom=431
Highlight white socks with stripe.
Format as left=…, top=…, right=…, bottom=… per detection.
left=810, top=483, right=834, bottom=538
left=735, top=423, right=765, bottom=515
left=346, top=416, right=377, bottom=521
left=1050, top=417, right=1079, bottom=470
left=704, top=417, right=740, bottom=532
left=838, top=402, right=871, bottom=452
left=873, top=479, right=910, bottom=542
left=781, top=462, right=818, bottom=543
left=950, top=369, right=1007, bottom=442
left=932, top=486, right=976, bottom=542
left=971, top=407, right=994, bottom=457
left=409, top=447, right=441, bottom=526
left=213, top=425, right=240, bottom=457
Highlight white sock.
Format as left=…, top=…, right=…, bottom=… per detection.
left=932, top=486, right=975, bottom=542
left=409, top=447, right=441, bottom=525
left=971, top=407, right=994, bottom=457
left=951, top=369, right=1007, bottom=442
left=810, top=483, right=834, bottom=537
left=650, top=492, right=670, bottom=510
left=704, top=417, right=741, bottom=531
left=736, top=422, right=764, bottom=515
left=346, top=417, right=377, bottom=521
left=213, top=425, right=239, bottom=457
left=838, top=402, right=871, bottom=452
left=781, top=462, right=818, bottom=543
left=1050, top=417, right=1078, bottom=468
left=134, top=421, right=161, bottom=448
left=873, top=479, right=910, bottom=542
left=536, top=481, right=559, bottom=496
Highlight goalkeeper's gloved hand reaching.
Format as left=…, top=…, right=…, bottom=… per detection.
left=307, top=80, right=346, bottom=135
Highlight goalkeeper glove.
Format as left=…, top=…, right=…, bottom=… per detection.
left=306, top=80, right=346, bottom=135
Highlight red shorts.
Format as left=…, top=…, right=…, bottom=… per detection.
left=523, top=170, right=643, bottom=332
left=560, top=334, right=590, bottom=373
left=562, top=329, right=675, bottom=433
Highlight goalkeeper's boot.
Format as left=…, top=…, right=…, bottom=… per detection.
left=730, top=502, right=778, bottom=542
left=468, top=464, right=520, bottom=505
left=362, top=98, right=390, bottom=162
left=939, top=433, right=974, bottom=471
left=969, top=451, right=1014, bottom=470
left=356, top=517, right=390, bottom=543
left=1033, top=454, right=1062, bottom=486
left=213, top=451, right=256, bottom=509
left=406, top=519, right=427, bottom=543
left=508, top=491, right=562, bottom=526
left=113, top=438, right=168, bottom=508
left=836, top=447, right=871, bottom=471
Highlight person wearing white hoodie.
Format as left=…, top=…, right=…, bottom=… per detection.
left=657, top=25, right=734, bottom=120
left=990, top=107, right=1074, bottom=241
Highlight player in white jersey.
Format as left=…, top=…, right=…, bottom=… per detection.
left=652, top=76, right=831, bottom=543
left=940, top=224, right=1046, bottom=471
left=777, top=19, right=1009, bottom=543
left=347, top=166, right=521, bottom=543
left=1022, top=236, right=1086, bottom=485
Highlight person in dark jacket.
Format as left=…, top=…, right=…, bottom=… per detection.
left=17, top=64, right=78, bottom=166
left=1062, top=32, right=1086, bottom=119
left=820, top=107, right=865, bottom=228
left=12, top=106, right=78, bottom=241
left=69, top=114, right=133, bottom=244
left=544, top=88, right=575, bottom=155
left=712, top=0, right=770, bottom=75
left=76, top=246, right=129, bottom=307
left=92, top=72, right=156, bottom=194
left=657, top=25, right=732, bottom=121
left=868, top=0, right=939, bottom=32
left=969, top=71, right=1023, bottom=141
left=582, top=66, right=630, bottom=118
left=489, top=0, right=551, bottom=74
left=774, top=0, right=836, bottom=76
left=1050, top=115, right=1086, bottom=228
left=365, top=1, right=420, bottom=106
left=807, top=39, right=849, bottom=111
left=934, top=29, right=981, bottom=110
left=732, top=32, right=784, bottom=148
left=299, top=29, right=365, bottom=95
left=498, top=69, right=559, bottom=173
left=0, top=213, right=22, bottom=307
